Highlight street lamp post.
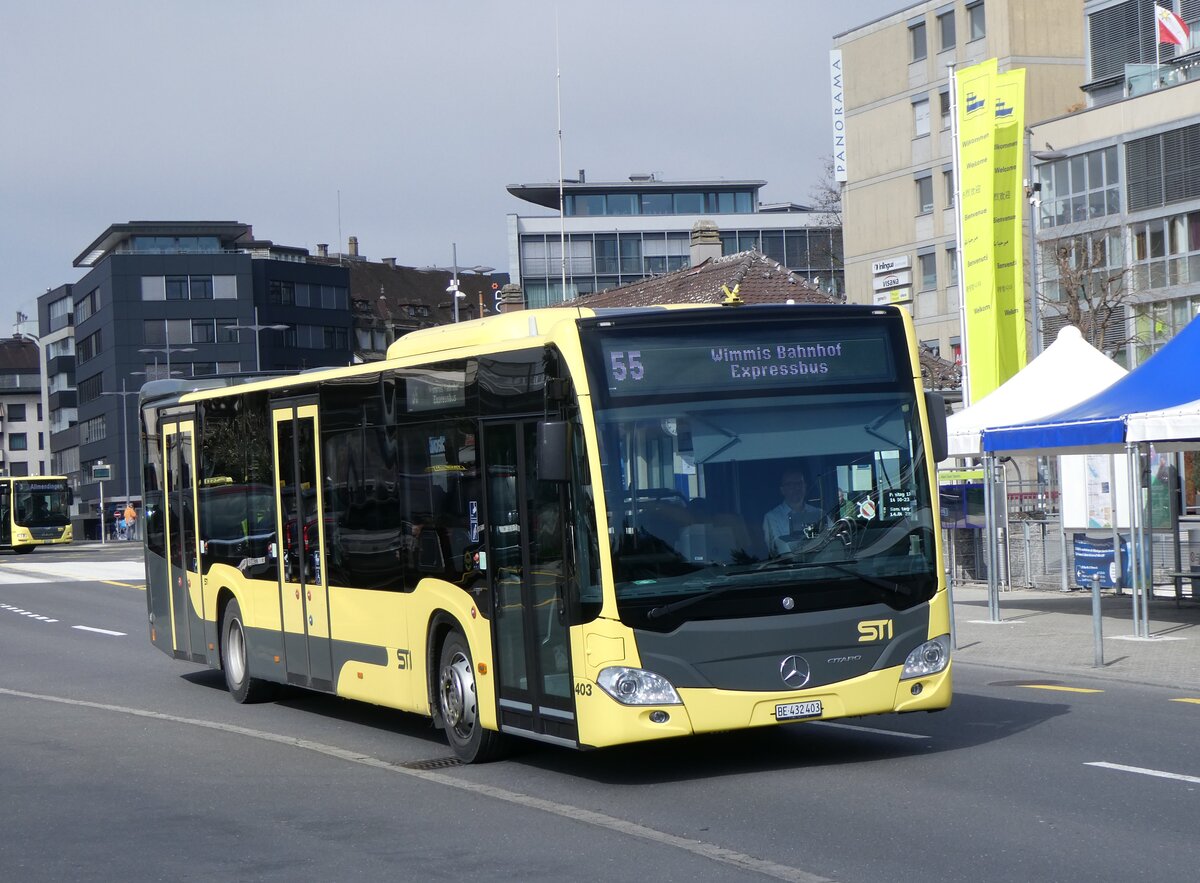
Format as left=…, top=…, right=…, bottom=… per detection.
left=100, top=378, right=139, bottom=505
left=138, top=338, right=196, bottom=380
left=1025, top=131, right=1069, bottom=357
left=229, top=307, right=289, bottom=372
left=446, top=243, right=466, bottom=323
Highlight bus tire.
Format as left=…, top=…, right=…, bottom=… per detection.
left=220, top=598, right=276, bottom=704
left=438, top=629, right=505, bottom=763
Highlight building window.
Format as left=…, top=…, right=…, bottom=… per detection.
left=166, top=276, right=189, bottom=300
left=944, top=170, right=956, bottom=207
left=268, top=280, right=295, bottom=305
left=77, top=330, right=102, bottom=364
left=216, top=361, right=241, bottom=374
left=49, top=295, right=73, bottom=331
left=919, top=252, right=938, bottom=290
left=7, top=404, right=25, bottom=422
left=323, top=327, right=349, bottom=350
left=1126, top=122, right=1200, bottom=213
left=939, top=90, right=951, bottom=128
left=921, top=339, right=941, bottom=356
left=950, top=337, right=963, bottom=366
left=214, top=276, right=238, bottom=299
left=78, top=374, right=104, bottom=404
left=80, top=417, right=105, bottom=445
left=140, top=277, right=166, bottom=301
left=74, top=288, right=101, bottom=324
left=192, top=363, right=216, bottom=377
left=190, top=276, right=213, bottom=300
left=946, top=246, right=959, bottom=283
left=938, top=10, right=955, bottom=51
left=910, top=21, right=927, bottom=61
left=143, top=320, right=166, bottom=346
left=192, top=320, right=215, bottom=343
left=1038, top=146, right=1120, bottom=227
left=10, top=432, right=28, bottom=451
left=913, top=98, right=930, bottom=137
left=967, top=2, right=985, bottom=40
left=916, top=174, right=934, bottom=214
left=1132, top=212, right=1200, bottom=292
left=216, top=318, right=239, bottom=343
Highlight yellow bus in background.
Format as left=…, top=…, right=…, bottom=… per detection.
left=140, top=304, right=951, bottom=762
left=0, top=476, right=73, bottom=552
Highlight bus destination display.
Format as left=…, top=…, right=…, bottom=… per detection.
left=599, top=328, right=896, bottom=397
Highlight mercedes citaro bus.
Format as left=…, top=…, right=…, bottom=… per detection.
left=139, top=303, right=951, bottom=762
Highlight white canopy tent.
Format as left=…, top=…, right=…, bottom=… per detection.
left=945, top=325, right=1127, bottom=458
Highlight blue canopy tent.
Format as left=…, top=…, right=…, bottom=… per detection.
left=982, top=315, right=1200, bottom=455
left=978, top=315, right=1200, bottom=637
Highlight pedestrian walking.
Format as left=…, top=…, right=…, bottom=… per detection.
left=124, top=502, right=137, bottom=540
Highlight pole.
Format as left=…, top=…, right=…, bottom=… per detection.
left=452, top=244, right=460, bottom=323
left=254, top=306, right=263, bottom=372
left=99, top=479, right=106, bottom=546
left=121, top=378, right=130, bottom=503
left=948, top=62, right=972, bottom=406
left=1025, top=128, right=1044, bottom=356
left=1092, top=572, right=1104, bottom=667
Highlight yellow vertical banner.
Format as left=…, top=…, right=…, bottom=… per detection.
left=956, top=59, right=998, bottom=402
left=992, top=68, right=1026, bottom=386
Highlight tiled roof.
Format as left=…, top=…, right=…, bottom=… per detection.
left=0, top=337, right=38, bottom=374
left=567, top=250, right=836, bottom=308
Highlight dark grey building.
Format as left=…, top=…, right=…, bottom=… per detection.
left=53, top=221, right=353, bottom=538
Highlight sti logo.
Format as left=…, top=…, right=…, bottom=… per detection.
left=966, top=91, right=986, bottom=113
left=995, top=99, right=1013, bottom=119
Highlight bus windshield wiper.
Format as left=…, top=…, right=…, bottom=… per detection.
left=645, top=578, right=761, bottom=621
left=755, top=557, right=914, bottom=597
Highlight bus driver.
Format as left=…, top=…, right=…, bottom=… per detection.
left=763, top=467, right=830, bottom=557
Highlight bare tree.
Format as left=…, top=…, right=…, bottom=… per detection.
left=806, top=158, right=844, bottom=295
left=1039, top=230, right=1138, bottom=354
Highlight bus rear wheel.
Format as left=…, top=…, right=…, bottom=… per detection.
left=438, top=630, right=505, bottom=763
left=220, top=598, right=276, bottom=703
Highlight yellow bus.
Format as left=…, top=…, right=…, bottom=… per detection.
left=140, top=304, right=951, bottom=762
left=0, top=476, right=73, bottom=552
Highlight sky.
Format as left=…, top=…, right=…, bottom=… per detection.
left=0, top=0, right=902, bottom=326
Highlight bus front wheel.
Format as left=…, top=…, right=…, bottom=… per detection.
left=14, top=546, right=34, bottom=554
left=220, top=598, right=276, bottom=704
left=438, top=630, right=505, bottom=763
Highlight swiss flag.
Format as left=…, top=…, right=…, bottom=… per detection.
left=1156, top=5, right=1190, bottom=46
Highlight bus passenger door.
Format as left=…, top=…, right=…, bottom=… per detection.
left=272, top=402, right=334, bottom=691
left=0, top=482, right=10, bottom=546
left=163, top=422, right=204, bottom=662
left=483, top=421, right=578, bottom=748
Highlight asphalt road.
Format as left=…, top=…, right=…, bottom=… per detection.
left=2, top=543, right=1198, bottom=882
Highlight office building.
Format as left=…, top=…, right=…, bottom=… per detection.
left=834, top=0, right=1086, bottom=363
left=506, top=173, right=842, bottom=306
left=0, top=336, right=49, bottom=477
left=43, top=221, right=354, bottom=538
left=1030, top=1, right=1200, bottom=365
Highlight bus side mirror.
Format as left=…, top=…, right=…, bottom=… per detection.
left=537, top=421, right=569, bottom=483
left=925, top=391, right=948, bottom=464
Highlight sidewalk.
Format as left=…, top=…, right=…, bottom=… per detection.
left=951, top=581, right=1200, bottom=691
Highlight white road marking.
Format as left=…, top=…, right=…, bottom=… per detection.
left=0, top=603, right=58, bottom=623
left=1086, top=761, right=1200, bottom=785
left=0, top=686, right=833, bottom=883
left=809, top=720, right=930, bottom=740
left=71, top=625, right=127, bottom=637
left=0, top=560, right=145, bottom=583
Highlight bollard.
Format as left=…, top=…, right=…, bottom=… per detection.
left=1092, top=572, right=1104, bottom=668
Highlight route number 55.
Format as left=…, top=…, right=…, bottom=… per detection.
left=610, top=350, right=643, bottom=382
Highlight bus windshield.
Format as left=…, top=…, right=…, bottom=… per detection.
left=584, top=315, right=937, bottom=629
left=14, top=482, right=72, bottom=528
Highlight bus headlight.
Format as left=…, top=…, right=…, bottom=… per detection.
left=901, top=635, right=950, bottom=679
left=597, top=667, right=682, bottom=705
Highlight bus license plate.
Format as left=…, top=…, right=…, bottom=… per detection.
left=775, top=700, right=823, bottom=721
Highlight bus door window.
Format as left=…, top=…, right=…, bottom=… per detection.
left=0, top=484, right=9, bottom=545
